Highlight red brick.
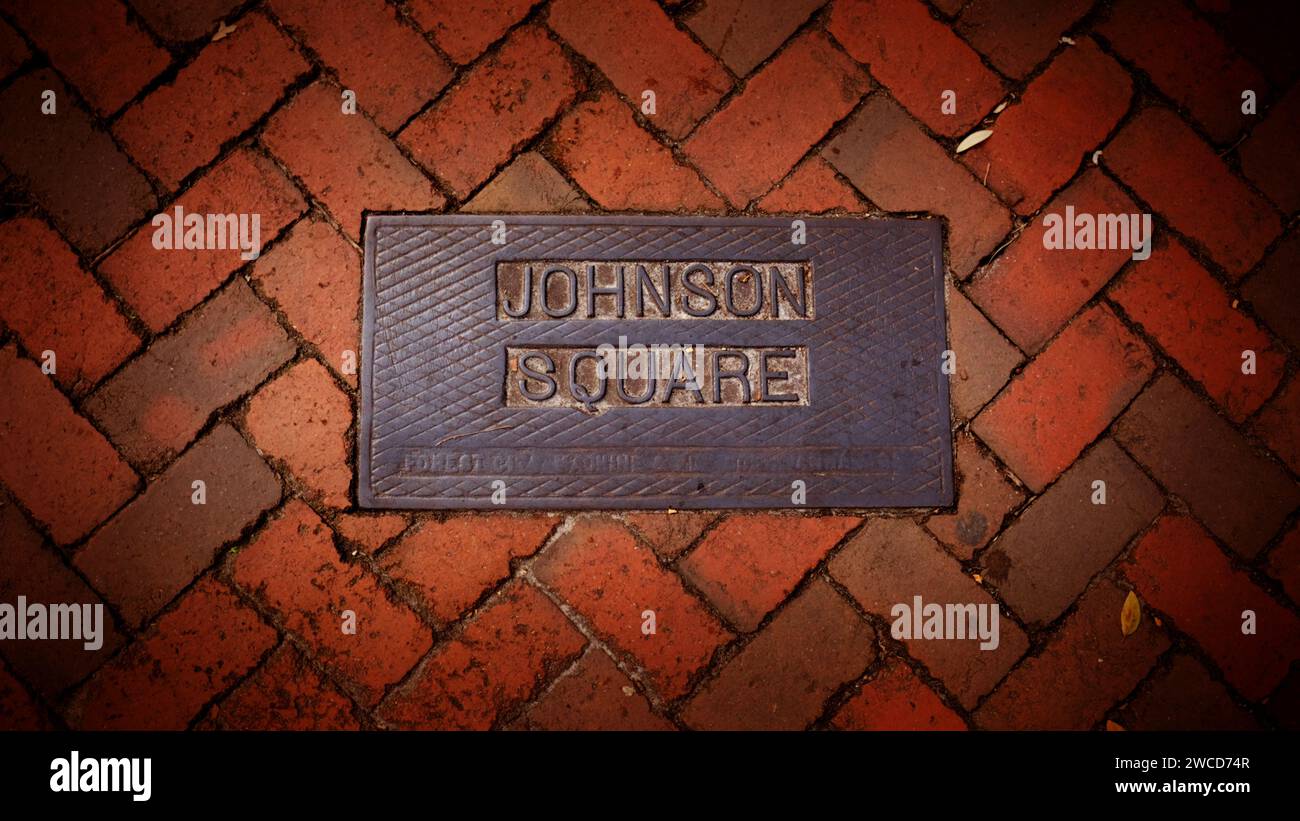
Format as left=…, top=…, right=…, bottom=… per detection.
left=548, top=92, right=723, bottom=211
left=622, top=511, right=718, bottom=561
left=0, top=217, right=138, bottom=394
left=962, top=41, right=1131, bottom=215
left=85, top=280, right=295, bottom=469
left=975, top=579, right=1169, bottom=729
left=0, top=493, right=123, bottom=697
left=829, top=518, right=1029, bottom=708
left=1266, top=522, right=1300, bottom=605
left=407, top=0, right=536, bottom=64
left=685, top=31, right=870, bottom=206
left=972, top=305, right=1154, bottom=491
left=334, top=512, right=407, bottom=553
left=826, top=95, right=1011, bottom=276
left=956, top=0, right=1092, bottom=78
left=925, top=433, right=1024, bottom=559
left=831, top=659, right=966, bottom=731
left=463, top=151, right=589, bottom=213
left=263, top=81, right=444, bottom=240
left=1110, top=238, right=1285, bottom=422
left=682, top=579, right=874, bottom=729
left=114, top=12, right=309, bottom=189
left=1117, top=653, right=1258, bottom=731
left=946, top=286, right=1022, bottom=419
left=71, top=577, right=276, bottom=729
left=0, top=16, right=27, bottom=78
left=1243, top=233, right=1300, bottom=349
left=208, top=644, right=361, bottom=730
left=244, top=359, right=352, bottom=507
left=0, top=660, right=50, bottom=730
left=533, top=518, right=732, bottom=699
left=130, top=0, right=242, bottom=42
left=76, top=424, right=281, bottom=627
left=684, top=0, right=824, bottom=76
left=1106, top=107, right=1282, bottom=278
left=1114, top=374, right=1299, bottom=558
left=679, top=514, right=860, bottom=631
left=829, top=0, right=1003, bottom=136
left=250, top=219, right=360, bottom=385
left=549, top=0, right=731, bottom=139
left=231, top=500, right=432, bottom=706
left=3, top=0, right=170, bottom=115
left=400, top=25, right=581, bottom=198
left=380, top=513, right=557, bottom=624
left=981, top=440, right=1163, bottom=625
left=0, top=70, right=156, bottom=255
left=98, top=147, right=307, bottom=333
left=269, top=0, right=453, bottom=132
left=1100, top=0, right=1265, bottom=144
left=378, top=580, right=586, bottom=729
left=756, top=157, right=865, bottom=214
left=965, top=169, right=1139, bottom=352
left=1126, top=515, right=1300, bottom=700
left=1239, top=82, right=1300, bottom=214
left=0, top=344, right=137, bottom=544
left=517, top=648, right=671, bottom=730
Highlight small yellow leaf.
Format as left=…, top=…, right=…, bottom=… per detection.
left=1105, top=719, right=1125, bottom=732
left=1121, top=590, right=1142, bottom=636
left=955, top=129, right=993, bottom=154
left=972, top=573, right=983, bottom=584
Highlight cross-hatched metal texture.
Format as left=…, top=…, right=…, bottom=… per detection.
left=359, top=214, right=952, bottom=509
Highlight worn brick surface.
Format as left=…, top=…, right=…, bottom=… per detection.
left=925, top=432, right=1024, bottom=559
left=549, top=92, right=723, bottom=211
left=517, top=648, right=671, bottom=730
left=71, top=576, right=276, bottom=730
left=831, top=659, right=966, bottom=730
left=231, top=500, right=431, bottom=706
left=685, top=31, right=869, bottom=206
left=1106, top=106, right=1282, bottom=278
left=829, top=0, right=1003, bottom=136
left=378, top=580, right=586, bottom=729
left=682, top=579, right=875, bottom=730
left=622, top=511, right=718, bottom=561
left=956, top=0, right=1092, bottom=79
left=1126, top=515, right=1300, bottom=700
left=975, top=579, right=1169, bottom=729
left=685, top=0, right=824, bottom=76
left=0, top=70, right=156, bottom=255
left=962, top=41, right=1131, bottom=216
left=85, top=280, right=296, bottom=469
left=946, top=286, right=1022, bottom=420
left=380, top=513, right=557, bottom=624
left=534, top=518, right=732, bottom=699
left=1253, top=375, right=1300, bottom=476
left=1239, top=83, right=1300, bottom=215
left=98, top=147, right=306, bottom=333
left=1110, top=238, right=1285, bottom=422
left=76, top=424, right=280, bottom=628
left=400, top=25, right=580, bottom=198
left=263, top=81, right=444, bottom=240
left=1243, top=232, right=1300, bottom=349
left=827, top=95, right=1010, bottom=276
left=549, top=0, right=731, bottom=139
left=0, top=217, right=139, bottom=394
left=269, top=0, right=453, bottom=132
left=982, top=440, right=1163, bottom=626
left=406, top=0, right=536, bottom=65
left=755, top=157, right=865, bottom=214
left=207, top=644, right=361, bottom=730
left=130, top=0, right=241, bottom=43
left=1116, top=653, right=1258, bottom=731
left=679, top=514, right=860, bottom=631
left=114, top=12, right=310, bottom=189
left=0, top=344, right=138, bottom=544
left=1114, top=374, right=1299, bottom=558
left=973, top=304, right=1154, bottom=492
left=334, top=513, right=408, bottom=553
left=463, top=152, right=588, bottom=213
left=830, top=518, right=1029, bottom=708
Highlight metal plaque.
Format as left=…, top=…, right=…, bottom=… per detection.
left=359, top=214, right=952, bottom=509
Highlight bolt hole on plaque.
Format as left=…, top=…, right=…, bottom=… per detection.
left=359, top=215, right=953, bottom=509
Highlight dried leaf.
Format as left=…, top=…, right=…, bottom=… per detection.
left=993, top=101, right=1008, bottom=114
left=1060, top=36, right=1076, bottom=45
left=1091, top=150, right=1103, bottom=165
left=212, top=21, right=237, bottom=42
left=1121, top=590, right=1142, bottom=636
left=1105, top=719, right=1126, bottom=732
left=972, top=573, right=984, bottom=584
left=955, top=129, right=993, bottom=154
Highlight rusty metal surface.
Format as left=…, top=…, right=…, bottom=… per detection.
left=359, top=214, right=952, bottom=509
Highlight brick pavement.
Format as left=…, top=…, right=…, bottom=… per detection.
left=0, top=0, right=1296, bottom=731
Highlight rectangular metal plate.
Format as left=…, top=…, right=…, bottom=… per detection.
left=359, top=214, right=953, bottom=509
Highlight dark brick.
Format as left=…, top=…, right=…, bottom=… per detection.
left=946, top=285, right=1022, bottom=420
left=925, top=432, right=1025, bottom=559
left=1117, top=653, right=1258, bottom=730
left=684, top=0, right=824, bottom=76
left=1242, top=232, right=1300, bottom=350
left=131, top=0, right=242, bottom=42
left=956, top=0, right=1092, bottom=78
left=1239, top=82, right=1300, bottom=215
left=463, top=152, right=588, bottom=213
